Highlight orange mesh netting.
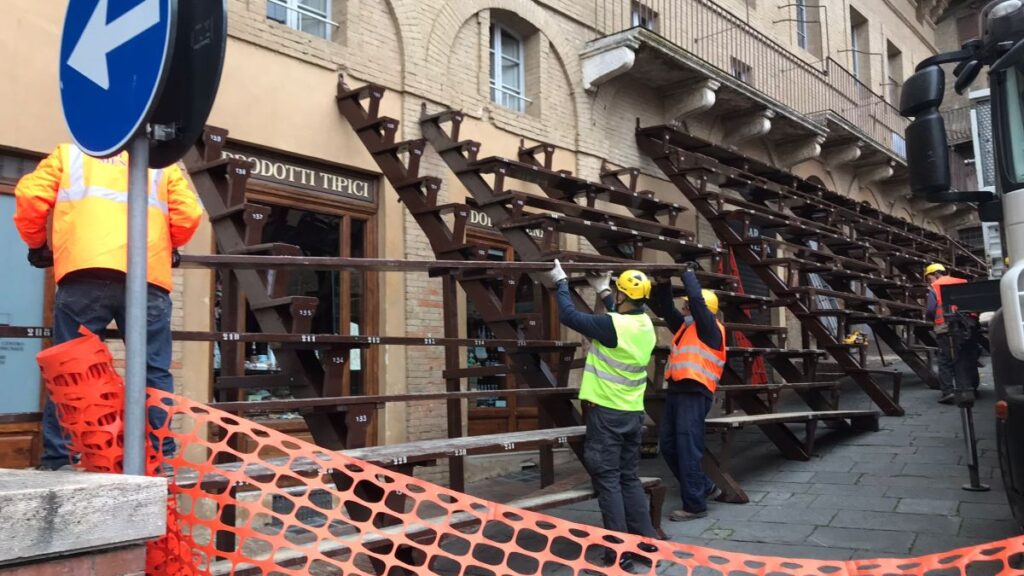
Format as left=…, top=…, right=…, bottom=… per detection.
left=43, top=334, right=1024, bottom=575
left=36, top=327, right=126, bottom=474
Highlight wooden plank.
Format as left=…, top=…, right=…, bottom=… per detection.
left=721, top=382, right=840, bottom=393
left=208, top=477, right=664, bottom=576
left=0, top=470, right=167, bottom=565
left=706, top=410, right=879, bottom=429
left=173, top=425, right=587, bottom=490
left=341, top=425, right=586, bottom=465
left=210, top=388, right=582, bottom=413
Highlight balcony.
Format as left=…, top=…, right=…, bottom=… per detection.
left=586, top=0, right=909, bottom=170
left=941, top=105, right=974, bottom=145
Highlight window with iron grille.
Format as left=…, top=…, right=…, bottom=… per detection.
left=267, top=0, right=334, bottom=40
left=958, top=226, right=984, bottom=252
left=631, top=1, right=659, bottom=31
left=490, top=23, right=528, bottom=113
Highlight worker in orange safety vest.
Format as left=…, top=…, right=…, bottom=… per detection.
left=924, top=263, right=978, bottom=404
left=13, top=143, right=204, bottom=470
left=649, top=262, right=727, bottom=521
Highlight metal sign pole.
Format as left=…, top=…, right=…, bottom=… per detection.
left=124, top=133, right=151, bottom=476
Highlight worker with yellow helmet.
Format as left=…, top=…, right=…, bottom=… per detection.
left=649, top=262, right=727, bottom=521
left=542, top=260, right=660, bottom=547
left=924, top=262, right=978, bottom=404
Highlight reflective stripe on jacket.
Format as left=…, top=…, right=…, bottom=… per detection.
left=579, top=312, right=656, bottom=412
left=13, top=144, right=204, bottom=291
left=931, top=276, right=968, bottom=327
left=665, top=320, right=727, bottom=394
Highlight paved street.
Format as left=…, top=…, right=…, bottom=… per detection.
left=476, top=361, right=1021, bottom=561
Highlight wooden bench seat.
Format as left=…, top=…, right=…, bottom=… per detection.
left=706, top=409, right=881, bottom=459
left=721, top=381, right=840, bottom=411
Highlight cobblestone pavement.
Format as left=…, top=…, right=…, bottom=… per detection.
left=471, top=361, right=1021, bottom=561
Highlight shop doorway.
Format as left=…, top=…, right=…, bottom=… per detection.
left=465, top=235, right=552, bottom=436
left=215, top=202, right=378, bottom=442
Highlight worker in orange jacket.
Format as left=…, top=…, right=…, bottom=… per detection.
left=924, top=263, right=979, bottom=404
left=13, top=143, right=204, bottom=471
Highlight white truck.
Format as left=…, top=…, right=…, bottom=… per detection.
left=900, top=0, right=1024, bottom=528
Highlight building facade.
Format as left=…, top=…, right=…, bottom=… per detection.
left=0, top=0, right=968, bottom=466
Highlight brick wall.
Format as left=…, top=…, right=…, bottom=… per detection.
left=209, top=0, right=948, bottom=447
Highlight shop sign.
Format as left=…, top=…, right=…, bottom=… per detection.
left=467, top=208, right=546, bottom=239
left=223, top=146, right=376, bottom=204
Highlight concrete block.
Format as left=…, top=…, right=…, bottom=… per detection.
left=0, top=470, right=166, bottom=565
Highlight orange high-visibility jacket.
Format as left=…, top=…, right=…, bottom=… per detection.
left=665, top=320, right=727, bottom=394
left=13, top=144, right=204, bottom=292
left=931, top=275, right=968, bottom=326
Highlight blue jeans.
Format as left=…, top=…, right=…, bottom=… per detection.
left=660, top=392, right=715, bottom=513
left=41, top=276, right=175, bottom=468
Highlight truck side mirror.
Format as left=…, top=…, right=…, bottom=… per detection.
left=900, top=66, right=952, bottom=200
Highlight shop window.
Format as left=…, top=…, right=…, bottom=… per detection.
left=631, top=1, right=659, bottom=31
left=267, top=0, right=334, bottom=40
left=489, top=22, right=530, bottom=113
left=214, top=206, right=374, bottom=400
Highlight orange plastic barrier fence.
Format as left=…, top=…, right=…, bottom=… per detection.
left=36, top=327, right=125, bottom=474
left=43, top=334, right=1024, bottom=575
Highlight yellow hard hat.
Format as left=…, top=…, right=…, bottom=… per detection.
left=702, top=289, right=719, bottom=314
left=683, top=289, right=720, bottom=314
left=924, top=263, right=946, bottom=277
left=616, top=269, right=652, bottom=300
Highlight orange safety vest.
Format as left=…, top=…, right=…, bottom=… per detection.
left=931, top=275, right=968, bottom=326
left=13, top=144, right=204, bottom=292
left=665, top=320, right=727, bottom=394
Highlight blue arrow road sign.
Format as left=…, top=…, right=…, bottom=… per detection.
left=60, top=0, right=175, bottom=157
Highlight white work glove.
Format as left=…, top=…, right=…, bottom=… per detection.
left=543, top=259, right=568, bottom=288
left=586, top=271, right=612, bottom=296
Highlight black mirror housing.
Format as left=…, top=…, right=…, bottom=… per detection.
left=906, top=110, right=952, bottom=198
left=900, top=66, right=945, bottom=116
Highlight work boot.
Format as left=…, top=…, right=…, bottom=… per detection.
left=669, top=509, right=707, bottom=522
left=938, top=393, right=956, bottom=405
left=707, top=485, right=723, bottom=501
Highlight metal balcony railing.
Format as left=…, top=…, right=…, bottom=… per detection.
left=593, top=0, right=909, bottom=159
left=941, top=105, right=974, bottom=144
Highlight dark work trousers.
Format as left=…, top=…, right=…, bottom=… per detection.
left=937, top=333, right=981, bottom=395
left=936, top=334, right=956, bottom=395
left=950, top=334, right=981, bottom=393
left=41, top=275, right=176, bottom=469
left=660, top=391, right=715, bottom=513
left=582, top=404, right=658, bottom=538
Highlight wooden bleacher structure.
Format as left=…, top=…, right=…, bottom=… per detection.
left=0, top=77, right=986, bottom=565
